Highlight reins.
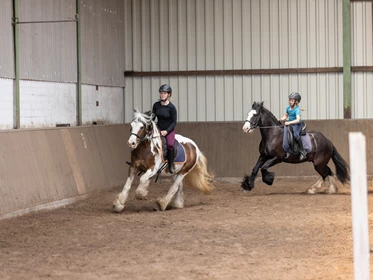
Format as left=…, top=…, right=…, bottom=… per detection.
left=245, top=120, right=284, bottom=129
left=258, top=125, right=284, bottom=129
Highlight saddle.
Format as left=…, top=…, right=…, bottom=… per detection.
left=287, top=122, right=307, bottom=153
left=159, top=137, right=186, bottom=163
left=160, top=136, right=178, bottom=161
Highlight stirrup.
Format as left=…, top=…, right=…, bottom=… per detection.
left=284, top=152, right=290, bottom=159
left=299, top=151, right=307, bottom=160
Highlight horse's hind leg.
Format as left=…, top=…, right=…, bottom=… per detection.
left=113, top=168, right=136, bottom=212
left=170, top=181, right=184, bottom=209
left=135, top=169, right=157, bottom=200
left=326, top=175, right=338, bottom=194
left=308, top=163, right=334, bottom=194
left=157, top=175, right=185, bottom=211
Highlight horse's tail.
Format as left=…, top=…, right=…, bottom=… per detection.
left=184, top=152, right=215, bottom=194
left=332, top=146, right=350, bottom=184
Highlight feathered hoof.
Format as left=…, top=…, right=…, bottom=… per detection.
left=307, top=188, right=316, bottom=194
left=113, top=203, right=125, bottom=213
left=326, top=186, right=337, bottom=194
left=262, top=172, right=274, bottom=186
left=170, top=199, right=184, bottom=209
left=156, top=198, right=168, bottom=211
left=241, top=175, right=254, bottom=192
left=135, top=192, right=147, bottom=200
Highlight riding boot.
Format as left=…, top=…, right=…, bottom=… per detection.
left=297, top=137, right=307, bottom=161
left=168, top=149, right=175, bottom=174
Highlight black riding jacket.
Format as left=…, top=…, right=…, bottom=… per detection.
left=152, top=101, right=177, bottom=133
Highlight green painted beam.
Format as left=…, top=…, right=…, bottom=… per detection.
left=13, top=0, right=20, bottom=128
left=76, top=0, right=82, bottom=126
left=343, top=0, right=351, bottom=119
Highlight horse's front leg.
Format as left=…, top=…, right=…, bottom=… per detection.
left=113, top=167, right=136, bottom=213
left=157, top=175, right=185, bottom=211
left=307, top=178, right=323, bottom=194
left=260, top=157, right=283, bottom=185
left=242, top=155, right=269, bottom=192
left=135, top=168, right=157, bottom=200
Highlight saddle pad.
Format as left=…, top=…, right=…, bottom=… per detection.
left=283, top=126, right=313, bottom=154
left=160, top=138, right=186, bottom=164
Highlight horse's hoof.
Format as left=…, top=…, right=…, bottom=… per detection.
left=135, top=193, right=147, bottom=200
left=170, top=201, right=184, bottom=209
left=242, top=189, right=251, bottom=194
left=307, top=189, right=316, bottom=194
left=156, top=198, right=167, bottom=211
left=113, top=204, right=124, bottom=213
left=262, top=172, right=274, bottom=185
left=326, top=188, right=337, bottom=195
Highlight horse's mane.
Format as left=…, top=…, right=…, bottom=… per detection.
left=259, top=103, right=282, bottom=125
left=132, top=109, right=159, bottom=137
left=132, top=109, right=154, bottom=125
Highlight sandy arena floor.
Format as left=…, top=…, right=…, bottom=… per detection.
left=0, top=176, right=372, bottom=280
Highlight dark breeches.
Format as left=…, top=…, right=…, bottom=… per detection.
left=166, top=130, right=175, bottom=150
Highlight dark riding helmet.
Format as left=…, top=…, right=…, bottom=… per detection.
left=159, top=84, right=172, bottom=96
left=288, top=92, right=301, bottom=103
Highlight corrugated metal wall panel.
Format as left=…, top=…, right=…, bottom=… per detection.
left=81, top=0, right=125, bottom=86
left=4, top=0, right=126, bottom=86
left=0, top=1, right=15, bottom=79
left=125, top=73, right=345, bottom=122
left=18, top=0, right=77, bottom=82
left=351, top=2, right=373, bottom=119
left=124, top=0, right=372, bottom=122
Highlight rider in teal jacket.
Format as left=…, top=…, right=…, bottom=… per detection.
left=280, top=92, right=307, bottom=161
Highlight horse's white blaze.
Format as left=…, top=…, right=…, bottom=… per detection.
left=128, top=121, right=144, bottom=149
left=243, top=109, right=257, bottom=133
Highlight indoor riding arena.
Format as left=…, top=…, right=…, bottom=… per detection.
left=1, top=1, right=373, bottom=279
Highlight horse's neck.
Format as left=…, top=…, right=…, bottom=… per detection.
left=260, top=111, right=282, bottom=138
left=260, top=110, right=279, bottom=127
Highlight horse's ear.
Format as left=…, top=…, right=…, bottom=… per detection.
left=259, top=101, right=264, bottom=107
left=252, top=101, right=257, bottom=108
left=144, top=110, right=152, bottom=116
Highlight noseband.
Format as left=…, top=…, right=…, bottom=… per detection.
left=245, top=118, right=260, bottom=129
left=130, top=120, right=160, bottom=145
left=245, top=113, right=283, bottom=129
left=130, top=120, right=149, bottom=144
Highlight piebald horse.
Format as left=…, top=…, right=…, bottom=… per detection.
left=113, top=110, right=214, bottom=212
left=242, top=101, right=349, bottom=194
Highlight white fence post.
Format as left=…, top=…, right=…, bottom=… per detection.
left=349, top=132, right=370, bottom=280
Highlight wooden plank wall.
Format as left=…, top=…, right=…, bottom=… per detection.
left=0, top=120, right=371, bottom=217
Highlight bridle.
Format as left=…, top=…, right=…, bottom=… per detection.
left=245, top=112, right=284, bottom=129
left=130, top=120, right=150, bottom=144
left=245, top=114, right=261, bottom=129
left=130, top=120, right=160, bottom=145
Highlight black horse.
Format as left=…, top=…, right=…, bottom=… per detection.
left=241, top=101, right=349, bottom=194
